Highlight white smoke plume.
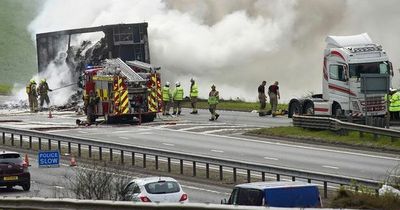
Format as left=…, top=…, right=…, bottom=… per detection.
left=26, top=0, right=400, bottom=103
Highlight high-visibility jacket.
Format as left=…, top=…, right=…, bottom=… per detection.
left=162, top=86, right=171, bottom=101
left=26, top=83, right=32, bottom=94
left=208, top=90, right=219, bottom=105
left=27, top=83, right=37, bottom=97
left=390, top=92, right=400, bottom=112
left=190, top=83, right=199, bottom=97
left=173, top=86, right=184, bottom=101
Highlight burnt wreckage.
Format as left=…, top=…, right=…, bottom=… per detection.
left=35, top=23, right=151, bottom=105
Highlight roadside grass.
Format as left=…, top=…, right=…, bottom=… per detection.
left=0, top=84, right=12, bottom=95
left=329, top=187, right=400, bottom=209
left=247, top=126, right=400, bottom=151
left=181, top=99, right=288, bottom=112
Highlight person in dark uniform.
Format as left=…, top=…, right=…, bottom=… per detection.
left=86, top=90, right=100, bottom=124
left=268, top=81, right=280, bottom=117
left=258, top=81, right=267, bottom=116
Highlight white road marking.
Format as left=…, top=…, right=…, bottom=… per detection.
left=322, top=165, right=339, bottom=170
left=162, top=143, right=175, bottom=146
left=112, top=130, right=132, bottom=134
left=137, top=132, right=152, bottom=135
left=211, top=149, right=224, bottom=153
left=180, top=185, right=229, bottom=195
left=77, top=131, right=88, bottom=134
left=179, top=125, right=239, bottom=131
left=202, top=128, right=257, bottom=134
left=264, top=156, right=279, bottom=161
left=119, top=137, right=129, bottom=140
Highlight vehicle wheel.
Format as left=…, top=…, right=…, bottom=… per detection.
left=141, top=113, right=156, bottom=123
left=304, top=102, right=314, bottom=115
left=22, top=182, right=30, bottom=191
left=288, top=101, right=301, bottom=118
left=332, top=103, right=343, bottom=118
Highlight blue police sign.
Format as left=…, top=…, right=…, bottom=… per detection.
left=38, top=150, right=60, bottom=168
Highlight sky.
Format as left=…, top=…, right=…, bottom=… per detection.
left=24, top=0, right=400, bottom=104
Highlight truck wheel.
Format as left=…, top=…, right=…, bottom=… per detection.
left=288, top=101, right=301, bottom=118
left=304, top=102, right=314, bottom=115
left=332, top=103, right=343, bottom=118
left=141, top=113, right=156, bottom=123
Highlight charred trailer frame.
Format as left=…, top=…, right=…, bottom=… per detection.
left=35, top=22, right=151, bottom=72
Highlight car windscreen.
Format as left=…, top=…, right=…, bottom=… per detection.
left=144, top=181, right=180, bottom=194
left=236, top=188, right=263, bottom=206
left=0, top=153, right=22, bottom=164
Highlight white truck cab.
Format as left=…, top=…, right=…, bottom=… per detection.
left=289, top=33, right=392, bottom=118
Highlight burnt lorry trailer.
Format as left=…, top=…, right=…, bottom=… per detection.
left=35, top=23, right=162, bottom=122
left=36, top=22, right=151, bottom=72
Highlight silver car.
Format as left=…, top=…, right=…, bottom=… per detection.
left=123, top=177, right=188, bottom=203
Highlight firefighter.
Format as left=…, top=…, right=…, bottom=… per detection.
left=26, top=79, right=38, bottom=113
left=208, top=85, right=220, bottom=121
left=87, top=90, right=100, bottom=124
left=162, top=82, right=172, bottom=115
left=173, top=81, right=184, bottom=115
left=258, top=81, right=267, bottom=116
left=268, top=81, right=280, bottom=117
left=190, top=78, right=199, bottom=114
left=37, top=79, right=52, bottom=111
left=389, top=89, right=400, bottom=120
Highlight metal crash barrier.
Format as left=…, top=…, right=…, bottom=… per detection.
left=0, top=197, right=354, bottom=210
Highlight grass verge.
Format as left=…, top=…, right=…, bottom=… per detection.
left=247, top=126, right=400, bottom=152
left=329, top=187, right=400, bottom=209
left=0, top=84, right=12, bottom=95
left=181, top=99, right=287, bottom=112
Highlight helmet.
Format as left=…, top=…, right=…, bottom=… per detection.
left=165, top=82, right=170, bottom=87
left=175, top=81, right=180, bottom=86
left=30, top=79, right=36, bottom=84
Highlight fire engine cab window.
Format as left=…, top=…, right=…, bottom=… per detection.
left=329, top=65, right=346, bottom=81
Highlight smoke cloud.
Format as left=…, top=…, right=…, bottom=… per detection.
left=26, top=0, right=400, bottom=103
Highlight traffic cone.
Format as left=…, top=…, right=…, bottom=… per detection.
left=24, top=154, right=30, bottom=166
left=48, top=109, right=53, bottom=118
left=70, top=156, right=77, bottom=167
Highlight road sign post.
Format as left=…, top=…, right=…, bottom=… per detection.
left=38, top=150, right=60, bottom=168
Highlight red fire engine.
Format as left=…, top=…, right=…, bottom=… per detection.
left=83, top=58, right=162, bottom=123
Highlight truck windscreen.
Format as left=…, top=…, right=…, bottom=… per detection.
left=349, top=62, right=389, bottom=78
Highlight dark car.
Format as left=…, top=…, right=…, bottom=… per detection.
left=0, top=151, right=30, bottom=191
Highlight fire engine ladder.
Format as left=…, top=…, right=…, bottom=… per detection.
left=105, top=58, right=146, bottom=82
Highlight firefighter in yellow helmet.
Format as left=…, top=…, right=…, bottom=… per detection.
left=162, top=82, right=172, bottom=115
left=208, top=84, right=220, bottom=121
left=190, top=78, right=199, bottom=114
left=37, top=78, right=52, bottom=111
left=173, top=81, right=184, bottom=115
left=26, top=79, right=38, bottom=113
left=389, top=88, right=400, bottom=120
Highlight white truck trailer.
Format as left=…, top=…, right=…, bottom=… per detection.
left=288, top=33, right=393, bottom=118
